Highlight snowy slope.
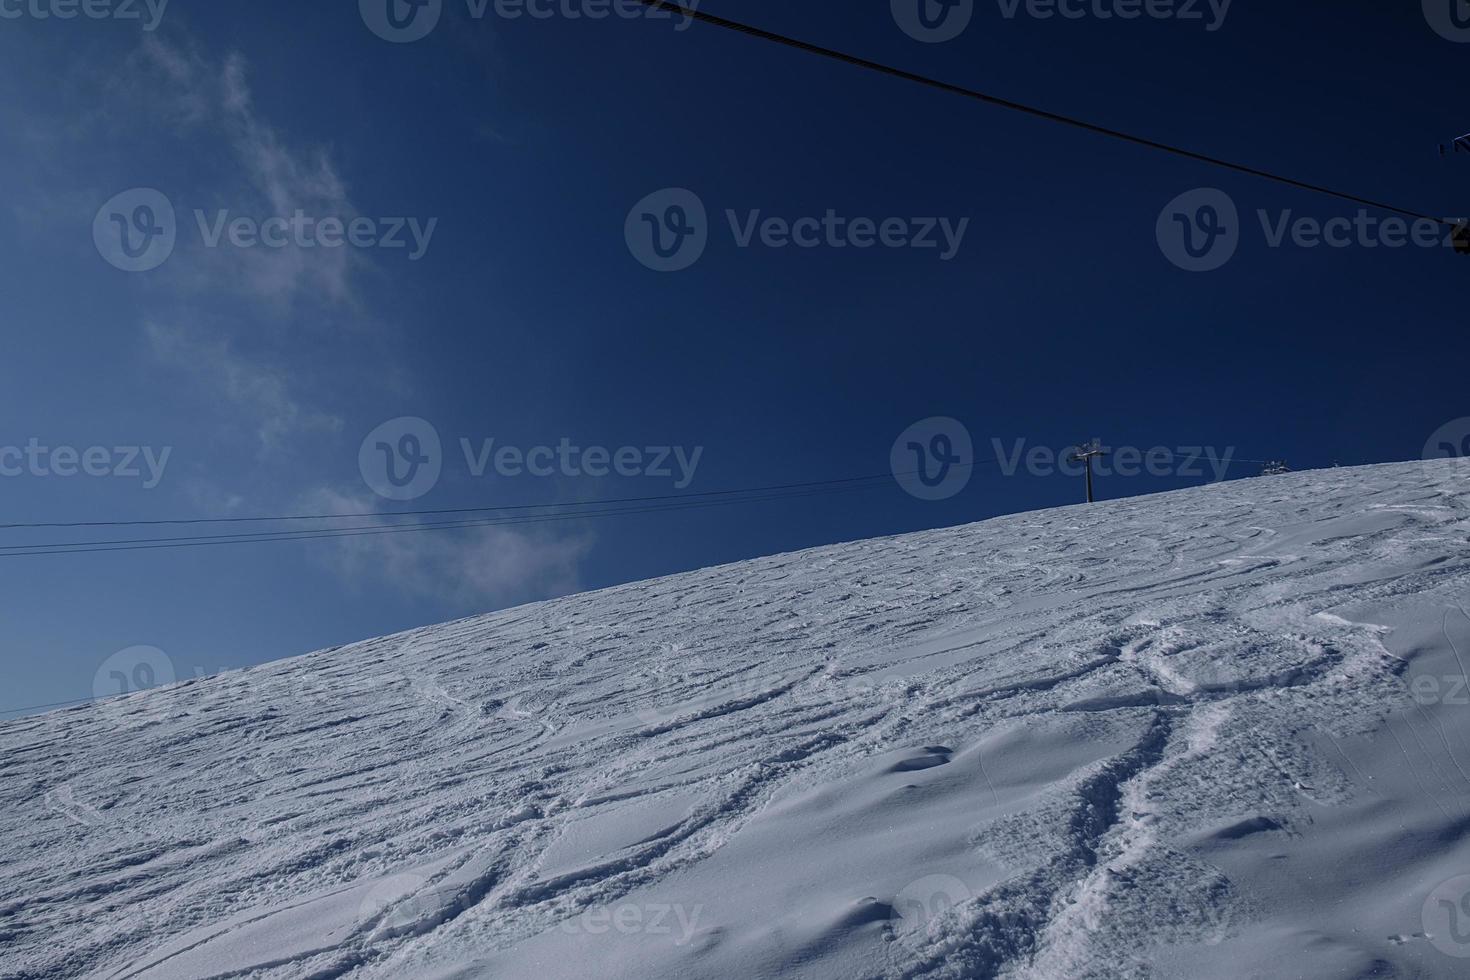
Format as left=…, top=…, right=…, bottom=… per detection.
left=5, top=460, right=1470, bottom=979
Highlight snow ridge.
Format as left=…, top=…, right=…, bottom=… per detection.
left=4, top=460, right=1470, bottom=979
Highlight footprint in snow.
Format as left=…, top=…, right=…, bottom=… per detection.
left=885, top=746, right=954, bottom=773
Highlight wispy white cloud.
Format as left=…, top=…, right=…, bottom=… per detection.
left=297, top=488, right=594, bottom=609
left=145, top=320, right=343, bottom=455
left=133, top=35, right=361, bottom=308
left=107, top=34, right=594, bottom=606
left=179, top=477, right=249, bottom=518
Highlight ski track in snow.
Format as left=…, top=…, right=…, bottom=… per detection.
left=4, top=461, right=1470, bottom=978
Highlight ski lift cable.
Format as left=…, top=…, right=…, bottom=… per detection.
left=0, top=480, right=901, bottom=558
left=0, top=449, right=1284, bottom=540
left=633, top=0, right=1458, bottom=227
left=0, top=465, right=977, bottom=531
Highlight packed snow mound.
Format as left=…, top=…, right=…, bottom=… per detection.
left=6, top=461, right=1470, bottom=979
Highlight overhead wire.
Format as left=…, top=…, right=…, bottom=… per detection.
left=633, top=0, right=1460, bottom=228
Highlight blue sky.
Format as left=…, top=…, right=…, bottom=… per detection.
left=2, top=0, right=1467, bottom=715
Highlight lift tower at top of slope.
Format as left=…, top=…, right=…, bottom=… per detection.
left=1069, top=441, right=1109, bottom=504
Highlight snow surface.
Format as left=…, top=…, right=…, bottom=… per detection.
left=5, top=460, right=1470, bottom=979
